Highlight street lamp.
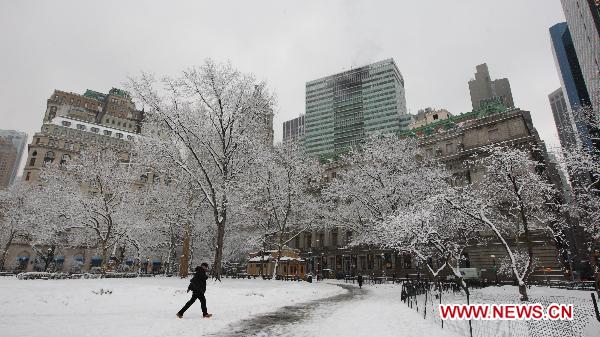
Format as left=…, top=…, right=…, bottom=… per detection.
left=490, top=255, right=498, bottom=285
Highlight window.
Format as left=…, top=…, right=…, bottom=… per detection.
left=91, top=127, right=99, bottom=133
left=25, top=172, right=30, bottom=181
left=29, top=158, right=36, bottom=166
left=60, top=154, right=70, bottom=166
left=488, top=129, right=499, bottom=142
left=48, top=139, right=57, bottom=147
left=403, top=255, right=412, bottom=269
left=43, top=151, right=55, bottom=164
left=35, top=138, right=40, bottom=144
left=61, top=121, right=72, bottom=127
left=446, top=143, right=454, bottom=154
left=331, top=231, right=338, bottom=247
left=433, top=114, right=439, bottom=120
left=76, top=124, right=86, bottom=130
left=117, top=122, right=121, bottom=126
left=127, top=135, right=133, bottom=140
left=116, top=133, right=123, bottom=139
left=104, top=130, right=112, bottom=136
left=140, top=174, right=148, bottom=183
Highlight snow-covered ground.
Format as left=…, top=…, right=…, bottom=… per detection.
left=0, top=277, right=344, bottom=337
left=250, top=282, right=463, bottom=337
left=2, top=277, right=597, bottom=337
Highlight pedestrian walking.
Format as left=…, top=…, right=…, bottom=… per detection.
left=176, top=263, right=212, bottom=319
left=357, top=274, right=363, bottom=289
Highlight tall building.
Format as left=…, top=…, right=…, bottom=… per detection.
left=0, top=138, right=18, bottom=188
left=549, top=88, right=578, bottom=149
left=560, top=0, right=600, bottom=107
left=282, top=115, right=305, bottom=143
left=0, top=130, right=27, bottom=185
left=468, top=63, right=514, bottom=110
left=304, top=59, right=409, bottom=157
left=550, top=23, right=591, bottom=111
left=22, top=88, right=144, bottom=182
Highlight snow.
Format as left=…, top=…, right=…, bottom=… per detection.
left=257, top=282, right=462, bottom=337
left=0, top=277, right=343, bottom=337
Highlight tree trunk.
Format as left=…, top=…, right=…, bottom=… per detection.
left=0, top=231, right=15, bottom=271
left=212, top=219, right=225, bottom=281
left=180, top=223, right=190, bottom=278
left=519, top=283, right=529, bottom=301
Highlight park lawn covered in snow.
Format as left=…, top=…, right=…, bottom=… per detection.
left=0, top=276, right=344, bottom=337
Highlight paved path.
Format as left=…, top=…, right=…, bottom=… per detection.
left=212, top=282, right=460, bottom=337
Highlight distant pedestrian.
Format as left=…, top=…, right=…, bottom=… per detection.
left=357, top=274, right=363, bottom=289
left=176, top=263, right=212, bottom=319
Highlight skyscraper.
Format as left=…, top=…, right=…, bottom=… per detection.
left=549, top=88, right=578, bottom=149
left=468, top=63, right=514, bottom=110
left=304, top=59, right=408, bottom=157
left=550, top=23, right=591, bottom=111
left=0, top=130, right=28, bottom=186
left=560, top=0, right=600, bottom=106
left=282, top=115, right=305, bottom=143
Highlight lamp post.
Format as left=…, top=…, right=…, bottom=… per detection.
left=491, top=255, right=498, bottom=285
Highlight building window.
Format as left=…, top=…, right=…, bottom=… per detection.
left=43, top=151, right=55, bottom=164
left=91, top=127, right=99, bottom=133
left=60, top=154, right=70, bottom=166
left=29, top=158, right=36, bottom=167
left=488, top=128, right=499, bottom=142
left=331, top=231, right=338, bottom=247
left=61, top=121, right=72, bottom=127
left=48, top=139, right=57, bottom=147
left=35, top=138, right=40, bottom=144
left=140, top=174, right=148, bottom=183
left=76, top=124, right=86, bottom=130
left=127, top=135, right=133, bottom=140
left=104, top=130, right=112, bottom=136
left=25, top=172, right=30, bottom=181
left=403, top=255, right=412, bottom=269
left=116, top=133, right=123, bottom=139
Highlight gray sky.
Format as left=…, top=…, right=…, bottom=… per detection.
left=1, top=0, right=566, bottom=171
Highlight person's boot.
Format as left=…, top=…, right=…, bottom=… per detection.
left=203, top=313, right=212, bottom=318
left=176, top=313, right=183, bottom=319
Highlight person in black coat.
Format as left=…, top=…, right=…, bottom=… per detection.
left=357, top=274, right=364, bottom=289
left=176, top=263, right=212, bottom=318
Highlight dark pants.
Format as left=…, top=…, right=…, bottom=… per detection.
left=178, top=292, right=207, bottom=316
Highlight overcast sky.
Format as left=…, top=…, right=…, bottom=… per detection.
left=1, top=0, right=567, bottom=170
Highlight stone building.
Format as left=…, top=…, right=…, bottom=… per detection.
left=0, top=138, right=18, bottom=188
left=2, top=88, right=153, bottom=273
left=409, top=108, right=452, bottom=130
left=468, top=63, right=514, bottom=110
left=292, top=107, right=566, bottom=282
left=22, top=88, right=143, bottom=183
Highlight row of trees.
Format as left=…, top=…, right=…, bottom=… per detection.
left=1, top=61, right=597, bottom=302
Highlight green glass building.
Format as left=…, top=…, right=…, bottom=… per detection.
left=305, top=59, right=409, bottom=157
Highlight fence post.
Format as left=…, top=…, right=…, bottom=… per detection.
left=592, top=293, right=600, bottom=323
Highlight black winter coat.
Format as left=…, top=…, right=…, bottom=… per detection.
left=188, top=269, right=208, bottom=293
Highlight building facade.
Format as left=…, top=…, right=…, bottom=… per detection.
left=409, top=108, right=452, bottom=130
left=560, top=0, right=600, bottom=109
left=282, top=115, right=305, bottom=143
left=549, top=88, right=578, bottom=149
left=22, top=88, right=144, bottom=183
left=0, top=130, right=28, bottom=187
left=304, top=59, right=409, bottom=157
left=0, top=138, right=18, bottom=188
left=292, top=108, right=565, bottom=282
left=468, top=63, right=515, bottom=110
